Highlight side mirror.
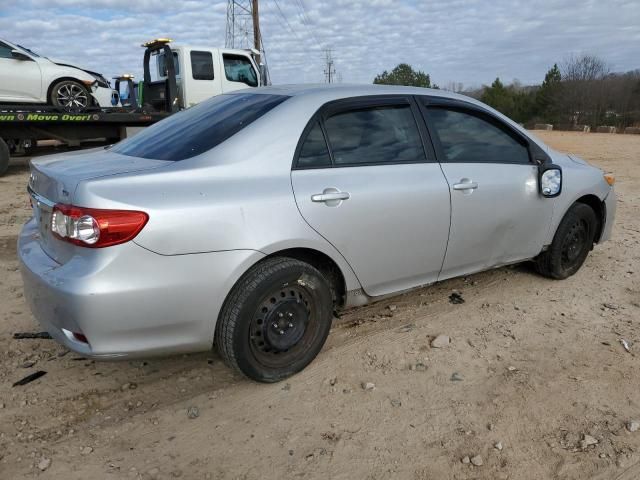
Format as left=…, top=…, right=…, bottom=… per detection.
left=539, top=165, right=562, bottom=198
left=11, top=50, right=32, bottom=61
left=259, top=64, right=268, bottom=86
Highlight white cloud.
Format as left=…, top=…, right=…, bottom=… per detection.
left=0, top=0, right=638, bottom=88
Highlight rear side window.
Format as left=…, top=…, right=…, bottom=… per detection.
left=111, top=93, right=288, bottom=161
left=297, top=122, right=331, bottom=168
left=324, top=106, right=425, bottom=166
left=427, top=108, right=530, bottom=164
left=190, top=51, right=214, bottom=80
left=223, top=54, right=258, bottom=87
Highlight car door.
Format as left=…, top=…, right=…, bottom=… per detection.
left=291, top=96, right=451, bottom=297
left=420, top=98, right=554, bottom=280
left=0, top=41, right=42, bottom=102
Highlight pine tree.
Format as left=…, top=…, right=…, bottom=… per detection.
left=373, top=64, right=432, bottom=88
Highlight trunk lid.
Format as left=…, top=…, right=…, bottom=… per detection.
left=28, top=148, right=168, bottom=263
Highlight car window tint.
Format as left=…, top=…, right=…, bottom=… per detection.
left=223, top=54, right=258, bottom=87
left=324, top=106, right=425, bottom=166
left=190, top=51, right=214, bottom=80
left=428, top=108, right=529, bottom=164
left=0, top=42, right=14, bottom=59
left=111, top=93, right=288, bottom=161
left=297, top=122, right=331, bottom=168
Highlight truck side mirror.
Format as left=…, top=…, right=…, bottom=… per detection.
left=11, top=50, right=33, bottom=61
left=259, top=64, right=268, bottom=86
left=539, top=165, right=562, bottom=198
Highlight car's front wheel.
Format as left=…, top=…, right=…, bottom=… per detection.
left=50, top=80, right=90, bottom=112
left=535, top=202, right=597, bottom=279
left=216, top=257, right=334, bottom=382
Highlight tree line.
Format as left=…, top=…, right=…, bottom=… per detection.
left=373, top=56, right=640, bottom=129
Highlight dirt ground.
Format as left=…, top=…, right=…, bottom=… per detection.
left=0, top=131, right=639, bottom=480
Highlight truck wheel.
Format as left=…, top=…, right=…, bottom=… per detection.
left=215, top=257, right=334, bottom=383
left=0, top=137, right=9, bottom=176
left=50, top=80, right=90, bottom=112
left=535, top=203, right=597, bottom=279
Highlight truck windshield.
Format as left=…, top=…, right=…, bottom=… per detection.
left=223, top=54, right=258, bottom=87
left=111, top=93, right=288, bottom=161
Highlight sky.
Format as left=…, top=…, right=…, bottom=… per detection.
left=0, top=0, right=639, bottom=90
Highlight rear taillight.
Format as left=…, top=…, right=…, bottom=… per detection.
left=51, top=204, right=148, bottom=248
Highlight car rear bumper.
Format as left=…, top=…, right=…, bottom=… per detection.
left=18, top=218, right=264, bottom=359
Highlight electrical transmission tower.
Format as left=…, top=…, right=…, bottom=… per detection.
left=226, top=0, right=269, bottom=84
left=226, top=1, right=259, bottom=50
left=323, top=48, right=336, bottom=83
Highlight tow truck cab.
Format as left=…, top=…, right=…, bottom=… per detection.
left=141, top=38, right=263, bottom=113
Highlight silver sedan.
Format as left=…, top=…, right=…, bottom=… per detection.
left=19, top=85, right=616, bottom=382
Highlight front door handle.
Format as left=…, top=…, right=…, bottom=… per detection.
left=311, top=191, right=350, bottom=203
left=452, top=180, right=479, bottom=191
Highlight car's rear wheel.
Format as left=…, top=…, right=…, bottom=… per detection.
left=215, top=257, right=334, bottom=382
left=535, top=203, right=597, bottom=279
left=50, top=80, right=90, bottom=112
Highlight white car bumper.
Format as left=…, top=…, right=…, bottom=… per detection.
left=90, top=85, right=117, bottom=108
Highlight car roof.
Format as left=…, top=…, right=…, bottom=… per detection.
left=239, top=83, right=474, bottom=103
left=236, top=83, right=547, bottom=151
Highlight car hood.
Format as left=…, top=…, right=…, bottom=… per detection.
left=46, top=57, right=102, bottom=77
left=29, top=148, right=169, bottom=204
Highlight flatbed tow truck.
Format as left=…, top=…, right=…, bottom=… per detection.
left=0, top=38, right=264, bottom=176
left=0, top=104, right=168, bottom=175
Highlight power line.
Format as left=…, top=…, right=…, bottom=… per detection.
left=293, top=0, right=322, bottom=47
left=271, top=0, right=302, bottom=41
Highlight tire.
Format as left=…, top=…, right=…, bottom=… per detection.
left=49, top=80, right=90, bottom=112
left=216, top=257, right=334, bottom=382
left=535, top=203, right=597, bottom=279
left=0, top=137, right=9, bottom=177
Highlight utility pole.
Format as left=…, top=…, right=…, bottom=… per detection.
left=323, top=48, right=336, bottom=83
left=252, top=0, right=261, bottom=64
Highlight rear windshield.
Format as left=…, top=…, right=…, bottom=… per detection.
left=112, top=93, right=288, bottom=161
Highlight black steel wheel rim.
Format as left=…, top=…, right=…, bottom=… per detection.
left=561, top=219, right=588, bottom=268
left=249, top=284, right=316, bottom=368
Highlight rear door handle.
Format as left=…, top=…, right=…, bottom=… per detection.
left=311, top=191, right=351, bottom=202
left=452, top=181, right=478, bottom=191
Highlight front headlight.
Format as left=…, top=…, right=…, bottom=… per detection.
left=91, top=73, right=111, bottom=89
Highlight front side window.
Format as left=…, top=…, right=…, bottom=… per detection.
left=427, top=108, right=530, bottom=164
left=0, top=42, right=14, bottom=59
left=190, top=51, right=214, bottom=80
left=297, top=122, right=331, bottom=168
left=111, top=93, right=288, bottom=161
left=323, top=105, right=426, bottom=166
left=223, top=54, right=258, bottom=87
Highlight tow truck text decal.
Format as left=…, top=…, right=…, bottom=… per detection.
left=0, top=113, right=98, bottom=122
